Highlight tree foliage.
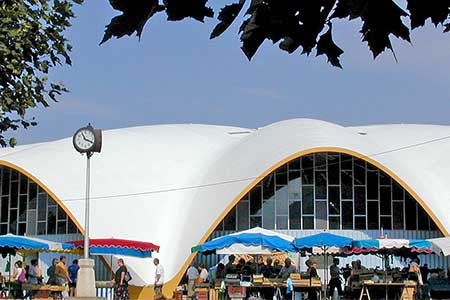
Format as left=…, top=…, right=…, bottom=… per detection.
left=0, top=0, right=82, bottom=147
left=102, top=0, right=450, bottom=68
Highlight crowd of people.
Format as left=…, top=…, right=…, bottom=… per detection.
left=4, top=255, right=79, bottom=299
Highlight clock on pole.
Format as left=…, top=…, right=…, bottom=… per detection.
left=72, top=123, right=102, bottom=298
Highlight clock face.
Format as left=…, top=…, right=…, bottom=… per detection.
left=74, top=128, right=95, bottom=151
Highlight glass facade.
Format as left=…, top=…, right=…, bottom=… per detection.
left=217, top=152, right=438, bottom=231
left=0, top=166, right=79, bottom=236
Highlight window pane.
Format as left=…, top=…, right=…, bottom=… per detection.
left=355, top=216, right=366, bottom=230
left=288, top=172, right=301, bottom=200
left=237, top=201, right=249, bottom=231
left=276, top=165, right=288, bottom=185
left=393, top=202, right=404, bottom=230
left=328, top=186, right=340, bottom=215
left=392, top=182, right=404, bottom=200
left=315, top=201, right=327, bottom=230
left=380, top=216, right=392, bottom=230
left=10, top=182, right=18, bottom=208
left=303, top=216, right=314, bottom=229
left=2, top=168, right=10, bottom=195
left=367, top=171, right=379, bottom=200
left=302, top=155, right=314, bottom=184
left=1, top=196, right=8, bottom=222
left=223, top=207, right=236, bottom=230
left=367, top=201, right=379, bottom=229
left=380, top=186, right=391, bottom=215
left=342, top=201, right=353, bottom=230
left=302, top=186, right=314, bottom=214
left=417, top=207, right=430, bottom=230
left=328, top=154, right=340, bottom=185
left=28, top=183, right=37, bottom=209
left=0, top=224, right=7, bottom=235
left=276, top=186, right=289, bottom=215
left=405, top=195, right=417, bottom=230
left=340, top=154, right=352, bottom=170
left=68, top=220, right=78, bottom=234
left=276, top=216, right=288, bottom=230
left=38, top=194, right=47, bottom=221
left=289, top=201, right=301, bottom=229
left=379, top=171, right=391, bottom=185
left=47, top=206, right=56, bottom=234
left=250, top=216, right=262, bottom=228
left=250, top=185, right=262, bottom=215
left=263, top=175, right=275, bottom=200
left=354, top=186, right=366, bottom=215
left=19, top=175, right=28, bottom=194
left=341, top=171, right=353, bottom=199
left=57, top=221, right=67, bottom=234
left=18, top=195, right=27, bottom=222
left=37, top=222, right=46, bottom=235
left=353, top=159, right=366, bottom=185
left=18, top=223, right=26, bottom=235
left=9, top=209, right=17, bottom=234
left=262, top=199, right=275, bottom=229
left=329, top=216, right=340, bottom=230
left=289, top=158, right=300, bottom=170
left=57, top=206, right=66, bottom=220
left=315, top=171, right=327, bottom=199
left=315, top=153, right=326, bottom=170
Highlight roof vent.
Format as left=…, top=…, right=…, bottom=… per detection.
left=228, top=131, right=252, bottom=135
left=358, top=132, right=367, bottom=135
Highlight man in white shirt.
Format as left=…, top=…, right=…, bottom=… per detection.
left=198, top=263, right=209, bottom=283
left=153, top=258, right=165, bottom=300
left=186, top=263, right=199, bottom=298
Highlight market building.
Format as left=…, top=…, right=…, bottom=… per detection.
left=0, top=118, right=449, bottom=298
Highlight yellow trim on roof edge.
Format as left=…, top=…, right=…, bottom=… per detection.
left=161, top=146, right=448, bottom=298
left=0, top=160, right=84, bottom=234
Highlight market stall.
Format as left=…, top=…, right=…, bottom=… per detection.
left=191, top=227, right=315, bottom=300
left=350, top=238, right=433, bottom=300
left=0, top=233, right=75, bottom=299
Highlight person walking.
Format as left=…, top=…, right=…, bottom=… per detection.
left=153, top=258, right=164, bottom=300
left=114, top=258, right=129, bottom=300
left=28, top=259, right=42, bottom=285
left=328, top=258, right=343, bottom=297
left=68, top=259, right=79, bottom=296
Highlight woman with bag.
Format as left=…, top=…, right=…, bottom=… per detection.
left=114, top=258, right=129, bottom=300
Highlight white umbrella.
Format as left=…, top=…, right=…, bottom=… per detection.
left=428, top=237, right=450, bottom=256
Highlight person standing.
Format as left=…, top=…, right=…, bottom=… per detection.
left=153, top=258, right=164, bottom=300
left=114, top=258, right=129, bottom=300
left=28, top=260, right=41, bottom=285
left=328, top=258, right=343, bottom=297
left=68, top=259, right=79, bottom=296
left=278, top=258, right=297, bottom=280
left=55, top=256, right=71, bottom=286
left=47, top=258, right=58, bottom=284
left=198, top=264, right=209, bottom=283
left=225, top=255, right=237, bottom=275
left=186, top=263, right=199, bottom=299
left=308, top=262, right=319, bottom=300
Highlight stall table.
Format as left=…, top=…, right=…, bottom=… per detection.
left=359, top=281, right=416, bottom=300
left=21, top=283, right=67, bottom=299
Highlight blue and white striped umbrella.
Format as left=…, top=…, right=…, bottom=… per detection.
left=0, top=234, right=74, bottom=252
left=192, top=227, right=296, bottom=254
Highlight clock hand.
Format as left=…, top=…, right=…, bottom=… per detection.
left=83, top=137, right=94, bottom=143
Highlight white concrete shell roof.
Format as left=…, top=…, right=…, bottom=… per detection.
left=0, top=119, right=450, bottom=288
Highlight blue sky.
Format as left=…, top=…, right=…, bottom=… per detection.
left=11, top=1, right=450, bottom=144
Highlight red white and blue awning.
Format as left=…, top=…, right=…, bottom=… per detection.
left=67, top=238, right=160, bottom=258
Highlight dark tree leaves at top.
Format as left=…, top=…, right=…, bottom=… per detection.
left=102, top=0, right=450, bottom=66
